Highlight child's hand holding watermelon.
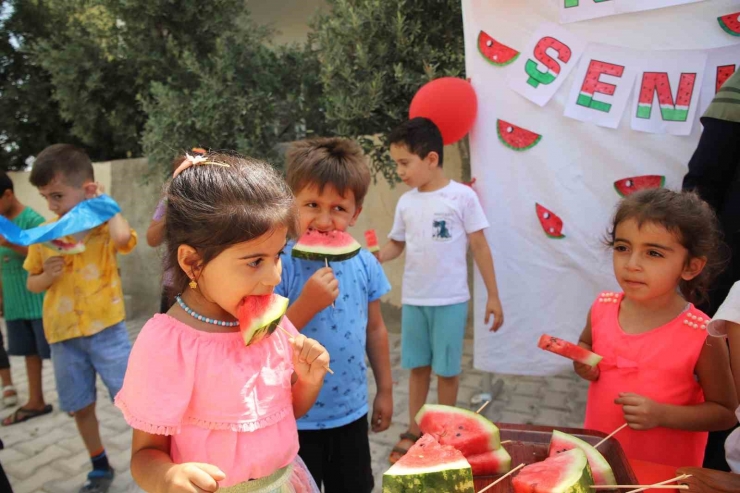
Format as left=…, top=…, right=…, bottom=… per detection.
left=304, top=267, right=339, bottom=310
left=614, top=392, right=663, bottom=431
left=289, top=333, right=331, bottom=388
left=574, top=360, right=600, bottom=382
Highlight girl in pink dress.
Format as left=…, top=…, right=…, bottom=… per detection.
left=115, top=152, right=326, bottom=492
left=576, top=189, right=737, bottom=468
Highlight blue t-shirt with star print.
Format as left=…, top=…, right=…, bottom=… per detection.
left=276, top=240, right=391, bottom=430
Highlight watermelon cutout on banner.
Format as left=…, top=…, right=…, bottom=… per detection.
left=477, top=31, right=520, bottom=67
left=512, top=449, right=594, bottom=493
left=548, top=430, right=617, bottom=487
left=637, top=73, right=696, bottom=122
left=43, top=239, right=86, bottom=255
left=613, top=175, right=665, bottom=197
left=538, top=334, right=603, bottom=367
left=292, top=230, right=361, bottom=262
left=383, top=434, right=475, bottom=493
left=467, top=448, right=512, bottom=476
left=416, top=404, right=501, bottom=456
left=718, top=12, right=740, bottom=36
left=497, top=119, right=542, bottom=151
left=717, top=65, right=736, bottom=93
left=409, top=77, right=478, bottom=145
left=578, top=61, right=623, bottom=112
left=238, top=294, right=289, bottom=346
left=535, top=204, right=565, bottom=239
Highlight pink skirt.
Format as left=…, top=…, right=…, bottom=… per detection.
left=218, top=456, right=319, bottom=493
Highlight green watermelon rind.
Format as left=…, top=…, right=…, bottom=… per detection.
left=239, top=295, right=289, bottom=346
left=513, top=449, right=595, bottom=493
left=416, top=404, right=501, bottom=451
left=718, top=14, right=740, bottom=37
left=613, top=176, right=666, bottom=198
left=496, top=120, right=542, bottom=152
left=548, top=430, right=617, bottom=486
left=292, top=247, right=360, bottom=262
left=382, top=467, right=474, bottom=493
left=292, top=230, right=362, bottom=262
left=467, top=446, right=512, bottom=476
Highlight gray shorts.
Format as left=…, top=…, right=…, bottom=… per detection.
left=6, top=318, right=50, bottom=359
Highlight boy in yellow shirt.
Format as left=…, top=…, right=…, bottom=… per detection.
left=24, top=144, right=137, bottom=493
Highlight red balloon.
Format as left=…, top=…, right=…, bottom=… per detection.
left=409, top=77, right=478, bottom=145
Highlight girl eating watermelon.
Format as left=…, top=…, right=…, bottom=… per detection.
left=115, top=152, right=325, bottom=492
left=575, top=188, right=737, bottom=468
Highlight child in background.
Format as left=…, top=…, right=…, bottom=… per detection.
left=575, top=188, right=737, bottom=468
left=116, top=152, right=326, bottom=492
left=277, top=138, right=393, bottom=493
left=376, top=117, right=504, bottom=463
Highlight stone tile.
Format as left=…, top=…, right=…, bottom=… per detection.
left=5, top=444, right=69, bottom=480
left=39, top=470, right=89, bottom=493
left=54, top=449, right=94, bottom=475
left=501, top=395, right=542, bottom=416
left=0, top=447, right=29, bottom=465
left=540, top=389, right=571, bottom=411
left=16, top=428, right=76, bottom=456
left=509, top=380, right=544, bottom=398
left=11, top=466, right=66, bottom=493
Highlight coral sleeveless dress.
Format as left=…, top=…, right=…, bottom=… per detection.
left=584, top=292, right=709, bottom=467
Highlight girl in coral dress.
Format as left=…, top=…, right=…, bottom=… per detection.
left=116, top=152, right=326, bottom=492
left=575, top=189, right=737, bottom=468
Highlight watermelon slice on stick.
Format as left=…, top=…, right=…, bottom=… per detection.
left=238, top=294, right=289, bottom=346
left=364, top=229, right=379, bottom=253
left=613, top=175, right=665, bottom=197
left=497, top=119, right=542, bottom=151
left=535, top=204, right=565, bottom=239
left=416, top=404, right=501, bottom=456
left=43, top=238, right=85, bottom=255
left=538, top=334, right=602, bottom=367
left=477, top=31, right=520, bottom=67
left=548, top=430, right=617, bottom=486
left=292, top=230, right=361, bottom=262
left=383, top=434, right=475, bottom=493
left=718, top=12, right=740, bottom=36
left=512, top=448, right=595, bottom=493
left=467, top=447, right=512, bottom=476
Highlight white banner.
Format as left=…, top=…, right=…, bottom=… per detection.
left=559, top=0, right=705, bottom=23
left=463, top=0, right=740, bottom=376
left=699, top=45, right=740, bottom=116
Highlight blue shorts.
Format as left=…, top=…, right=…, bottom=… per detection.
left=400, top=302, right=468, bottom=377
left=50, top=321, right=132, bottom=413
left=6, top=319, right=50, bottom=359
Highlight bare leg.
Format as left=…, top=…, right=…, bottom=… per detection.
left=0, top=368, right=12, bottom=389
left=24, top=356, right=46, bottom=410
left=408, top=366, right=432, bottom=436
left=437, top=375, right=460, bottom=407
left=74, top=403, right=103, bottom=455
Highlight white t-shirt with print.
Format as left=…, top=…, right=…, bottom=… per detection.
left=388, top=180, right=489, bottom=306
left=707, top=281, right=740, bottom=474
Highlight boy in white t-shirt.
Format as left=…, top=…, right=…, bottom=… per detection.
left=707, top=281, right=740, bottom=473
left=377, top=117, right=505, bottom=463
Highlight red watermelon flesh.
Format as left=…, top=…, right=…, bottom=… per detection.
left=548, top=430, right=616, bottom=486
left=416, top=404, right=501, bottom=456
left=512, top=449, right=594, bottom=493
left=533, top=37, right=571, bottom=75
left=497, top=119, right=542, bottom=151
left=292, top=229, right=361, bottom=262
left=613, top=175, right=665, bottom=197
left=581, top=60, right=623, bottom=97
left=717, top=65, right=736, bottom=93
left=364, top=229, right=379, bottom=252
left=477, top=31, right=520, bottom=67
left=467, top=447, right=511, bottom=476
left=43, top=238, right=86, bottom=255
left=535, top=204, right=565, bottom=239
left=238, top=294, right=289, bottom=346
left=538, top=334, right=602, bottom=367
left=718, top=12, right=740, bottom=36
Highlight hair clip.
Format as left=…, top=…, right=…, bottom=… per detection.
left=172, top=152, right=229, bottom=178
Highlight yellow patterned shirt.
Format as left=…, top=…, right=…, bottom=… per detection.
left=24, top=222, right=137, bottom=344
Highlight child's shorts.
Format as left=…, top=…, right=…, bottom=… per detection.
left=400, top=302, right=468, bottom=377
left=6, top=319, right=50, bottom=359
left=50, top=321, right=132, bottom=413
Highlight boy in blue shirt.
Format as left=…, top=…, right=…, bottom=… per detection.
left=277, top=138, right=393, bottom=493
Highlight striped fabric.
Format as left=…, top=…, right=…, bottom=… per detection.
left=0, top=207, right=45, bottom=321
left=704, top=69, right=740, bottom=124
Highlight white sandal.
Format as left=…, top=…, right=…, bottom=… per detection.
left=2, top=385, right=18, bottom=408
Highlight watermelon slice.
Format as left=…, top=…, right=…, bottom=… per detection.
left=613, top=175, right=665, bottom=198
left=538, top=334, right=602, bottom=367
left=292, top=230, right=361, bottom=262
left=416, top=404, right=501, bottom=456
left=497, top=119, right=542, bottom=151
left=383, top=434, right=475, bottom=493
left=477, top=30, right=520, bottom=67
left=364, top=229, right=379, bottom=253
left=512, top=448, right=594, bottom=493
left=535, top=204, right=565, bottom=240
left=548, top=430, right=617, bottom=487
left=718, top=12, right=740, bottom=36
left=43, top=238, right=86, bottom=255
left=237, top=294, right=289, bottom=346
left=467, top=447, right=512, bottom=476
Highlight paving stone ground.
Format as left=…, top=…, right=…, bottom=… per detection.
left=0, top=319, right=589, bottom=493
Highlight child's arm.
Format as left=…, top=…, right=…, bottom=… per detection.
left=285, top=267, right=338, bottom=330
left=27, top=257, right=64, bottom=293
left=574, top=309, right=600, bottom=381
left=468, top=230, right=504, bottom=332
left=366, top=300, right=393, bottom=432
left=290, top=334, right=330, bottom=418
left=727, top=321, right=740, bottom=403
left=376, top=239, right=405, bottom=264
left=131, top=430, right=225, bottom=493
left=0, top=236, right=28, bottom=257
left=146, top=218, right=166, bottom=248
left=615, top=337, right=738, bottom=431
left=108, top=213, right=134, bottom=250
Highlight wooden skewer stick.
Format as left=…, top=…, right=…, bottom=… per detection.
left=500, top=440, right=512, bottom=445
left=475, top=400, right=491, bottom=414
left=591, top=485, right=688, bottom=490
left=325, top=258, right=335, bottom=308
left=624, top=474, right=691, bottom=493
left=477, top=463, right=525, bottom=493
left=277, top=325, right=334, bottom=375
left=594, top=423, right=629, bottom=449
